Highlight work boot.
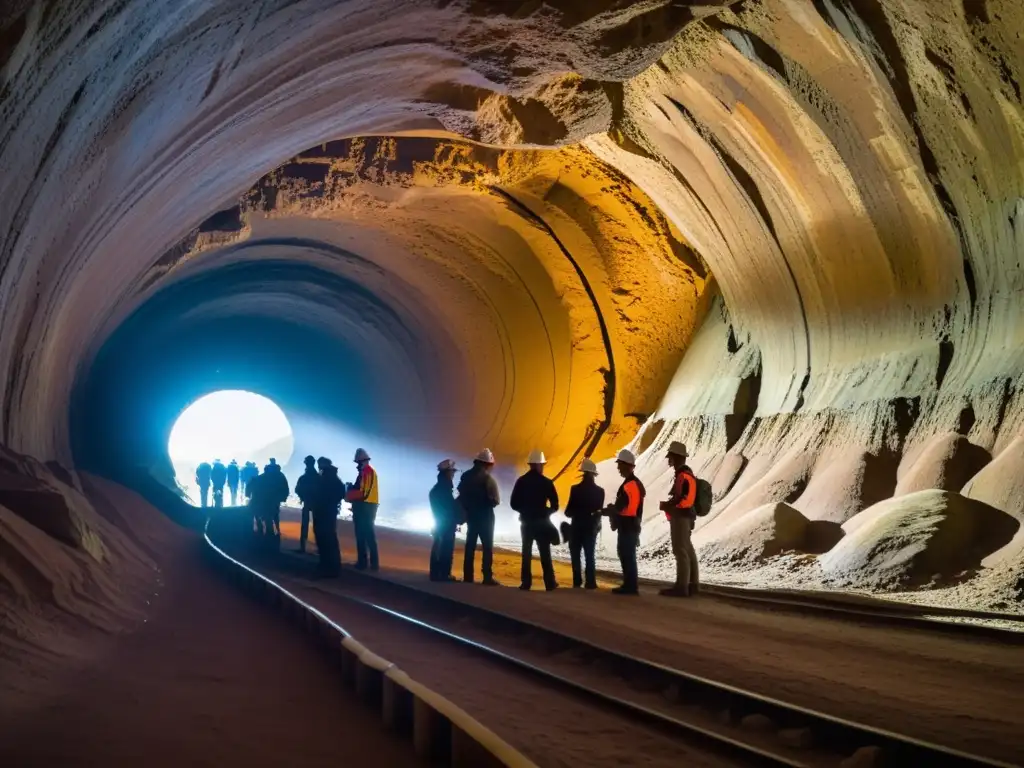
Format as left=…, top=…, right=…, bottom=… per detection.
left=584, top=582, right=598, bottom=590
left=611, top=585, right=638, bottom=595
left=545, top=583, right=559, bottom=592
left=354, top=562, right=367, bottom=571
left=519, top=583, right=531, bottom=591
left=659, top=586, right=690, bottom=598
left=482, top=577, right=500, bottom=586
left=688, top=583, right=699, bottom=596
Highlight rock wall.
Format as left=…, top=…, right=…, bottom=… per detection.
left=1, top=1, right=1022, bottom=603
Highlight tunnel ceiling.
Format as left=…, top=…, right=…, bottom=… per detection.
left=3, top=0, right=1024, bottom=591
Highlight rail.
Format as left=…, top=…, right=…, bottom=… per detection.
left=201, top=533, right=537, bottom=768
left=281, top=565, right=1016, bottom=768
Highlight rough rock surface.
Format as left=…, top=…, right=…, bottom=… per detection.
left=820, top=490, right=1018, bottom=591
left=698, top=501, right=811, bottom=565
left=0, top=0, right=1022, bottom=606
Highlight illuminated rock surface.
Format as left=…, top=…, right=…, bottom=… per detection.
left=0, top=0, right=1022, bottom=607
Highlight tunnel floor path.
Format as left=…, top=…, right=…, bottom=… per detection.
left=273, top=514, right=1024, bottom=765
left=0, top=510, right=419, bottom=766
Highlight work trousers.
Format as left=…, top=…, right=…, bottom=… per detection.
left=199, top=484, right=210, bottom=508
left=568, top=522, right=598, bottom=588
left=229, top=485, right=238, bottom=506
left=520, top=520, right=556, bottom=589
left=617, top=524, right=639, bottom=592
left=352, top=502, right=379, bottom=569
left=669, top=514, right=699, bottom=591
left=463, top=511, right=495, bottom=582
left=213, top=485, right=225, bottom=508
left=299, top=503, right=312, bottom=550
left=312, top=509, right=341, bottom=576
left=430, top=518, right=457, bottom=580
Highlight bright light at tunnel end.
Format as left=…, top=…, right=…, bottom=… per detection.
left=169, top=390, right=294, bottom=503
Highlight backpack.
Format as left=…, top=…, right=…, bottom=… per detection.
left=694, top=477, right=713, bottom=517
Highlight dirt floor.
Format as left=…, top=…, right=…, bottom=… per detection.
left=0, top=494, right=418, bottom=767
left=280, top=515, right=1024, bottom=765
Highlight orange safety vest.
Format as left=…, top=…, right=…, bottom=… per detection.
left=669, top=468, right=696, bottom=519
left=620, top=478, right=643, bottom=518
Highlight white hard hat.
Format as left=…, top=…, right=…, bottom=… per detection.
left=616, top=449, right=636, bottom=465
left=475, top=448, right=495, bottom=464
left=580, top=458, right=598, bottom=474
left=527, top=449, right=546, bottom=465
left=437, top=458, right=456, bottom=471
left=667, top=440, right=688, bottom=457
left=353, top=448, right=371, bottom=462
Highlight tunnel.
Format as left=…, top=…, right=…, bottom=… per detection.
left=1, top=0, right=1023, bottom=599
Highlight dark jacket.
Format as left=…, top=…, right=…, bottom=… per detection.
left=565, top=478, right=605, bottom=530
left=196, top=462, right=212, bottom=485
left=226, top=463, right=239, bottom=487
left=510, top=470, right=559, bottom=523
left=295, top=468, right=319, bottom=505
left=458, top=464, right=500, bottom=517
left=429, top=477, right=460, bottom=525
left=314, top=467, right=345, bottom=513
left=251, top=466, right=289, bottom=509
left=210, top=461, right=227, bottom=489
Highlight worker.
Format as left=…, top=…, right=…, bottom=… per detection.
left=226, top=460, right=240, bottom=506
left=252, top=460, right=289, bottom=548
left=459, top=449, right=501, bottom=585
left=312, top=460, right=344, bottom=577
left=210, top=459, right=227, bottom=508
left=603, top=449, right=645, bottom=595
left=345, top=448, right=379, bottom=571
left=241, top=461, right=257, bottom=498
left=195, top=461, right=212, bottom=508
left=294, top=455, right=318, bottom=553
left=659, top=441, right=699, bottom=597
left=510, top=450, right=559, bottom=591
left=428, top=459, right=460, bottom=581
left=563, top=458, right=605, bottom=589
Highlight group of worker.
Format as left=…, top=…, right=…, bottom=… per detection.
left=195, top=459, right=260, bottom=508
left=293, top=448, right=380, bottom=577
left=427, top=440, right=701, bottom=597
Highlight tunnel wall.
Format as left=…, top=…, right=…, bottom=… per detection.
left=1, top=0, right=1023, bottom=600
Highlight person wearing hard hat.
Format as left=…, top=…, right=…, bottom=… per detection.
left=345, top=448, right=380, bottom=570
left=601, top=448, right=646, bottom=595
left=659, top=441, right=699, bottom=597
left=429, top=459, right=460, bottom=581
left=510, top=450, right=560, bottom=591
left=195, top=461, right=212, bottom=508
left=294, top=455, right=319, bottom=553
left=458, top=449, right=501, bottom=584
left=563, top=458, right=605, bottom=589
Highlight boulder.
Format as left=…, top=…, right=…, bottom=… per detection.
left=698, top=502, right=810, bottom=564
left=821, top=490, right=1019, bottom=591
left=0, top=471, right=106, bottom=562
left=962, top=436, right=1024, bottom=518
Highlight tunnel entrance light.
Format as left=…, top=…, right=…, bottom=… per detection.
left=168, top=390, right=294, bottom=506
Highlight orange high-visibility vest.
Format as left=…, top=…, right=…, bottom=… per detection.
left=669, top=469, right=696, bottom=518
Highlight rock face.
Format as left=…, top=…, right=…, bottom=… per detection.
left=820, top=490, right=1019, bottom=591
left=0, top=472, right=105, bottom=562
left=0, top=1, right=1022, bottom=604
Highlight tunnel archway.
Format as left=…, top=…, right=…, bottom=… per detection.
left=168, top=390, right=294, bottom=504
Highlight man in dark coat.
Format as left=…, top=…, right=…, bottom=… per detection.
left=429, top=459, right=460, bottom=581
left=563, top=458, right=604, bottom=589
left=294, top=455, right=318, bottom=553
left=226, top=460, right=240, bottom=505
left=312, top=459, right=344, bottom=577
left=459, top=449, right=501, bottom=585
left=210, top=459, right=227, bottom=508
left=510, top=450, right=559, bottom=591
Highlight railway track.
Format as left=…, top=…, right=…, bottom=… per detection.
left=253, top=554, right=1014, bottom=768
left=620, top=575, right=1024, bottom=641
